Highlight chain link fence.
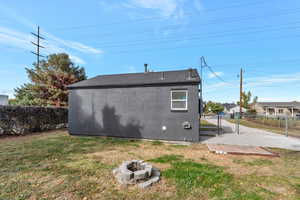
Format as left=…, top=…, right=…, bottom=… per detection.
left=225, top=113, right=300, bottom=138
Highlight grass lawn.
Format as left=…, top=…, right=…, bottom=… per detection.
left=0, top=130, right=299, bottom=200
left=227, top=119, right=300, bottom=138
left=200, top=119, right=219, bottom=132
left=200, top=119, right=217, bottom=127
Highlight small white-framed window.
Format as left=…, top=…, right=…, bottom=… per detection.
left=171, top=90, right=188, bottom=111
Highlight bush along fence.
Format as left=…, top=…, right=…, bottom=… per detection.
left=0, top=106, right=68, bottom=135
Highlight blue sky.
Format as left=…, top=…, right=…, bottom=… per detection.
left=0, top=0, right=300, bottom=103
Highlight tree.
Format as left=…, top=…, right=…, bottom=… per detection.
left=237, top=91, right=258, bottom=109
left=204, top=101, right=224, bottom=114
left=242, top=91, right=252, bottom=109
left=252, top=96, right=258, bottom=104
left=14, top=53, right=86, bottom=106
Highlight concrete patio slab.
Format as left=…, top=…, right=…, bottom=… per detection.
left=207, top=144, right=278, bottom=157
left=202, top=118, right=300, bottom=151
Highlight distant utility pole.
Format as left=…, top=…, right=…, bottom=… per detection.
left=239, top=68, right=243, bottom=116
left=200, top=56, right=207, bottom=117
left=31, top=26, right=45, bottom=67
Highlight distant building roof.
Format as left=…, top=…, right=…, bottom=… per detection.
left=222, top=103, right=237, bottom=111
left=68, top=69, right=200, bottom=89
left=256, top=102, right=300, bottom=109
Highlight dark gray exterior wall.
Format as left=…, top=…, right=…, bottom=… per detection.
left=68, top=84, right=199, bottom=142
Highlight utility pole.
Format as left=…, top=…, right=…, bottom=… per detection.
left=239, top=68, right=243, bottom=117
left=200, top=56, right=207, bottom=118
left=31, top=26, right=45, bottom=67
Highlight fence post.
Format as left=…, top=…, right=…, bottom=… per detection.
left=235, top=113, right=240, bottom=135
left=285, top=115, right=288, bottom=137
left=217, top=114, right=220, bottom=136
left=220, top=115, right=222, bottom=133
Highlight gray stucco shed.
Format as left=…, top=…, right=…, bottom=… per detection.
left=67, top=69, right=201, bottom=142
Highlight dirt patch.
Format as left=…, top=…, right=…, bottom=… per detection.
left=0, top=129, right=67, bottom=143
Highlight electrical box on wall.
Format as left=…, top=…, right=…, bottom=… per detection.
left=182, top=121, right=192, bottom=129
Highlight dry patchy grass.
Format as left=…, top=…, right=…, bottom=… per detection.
left=0, top=130, right=299, bottom=200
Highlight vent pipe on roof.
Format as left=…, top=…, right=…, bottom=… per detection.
left=188, top=68, right=192, bottom=80
left=144, top=64, right=148, bottom=73
left=160, top=72, right=165, bottom=80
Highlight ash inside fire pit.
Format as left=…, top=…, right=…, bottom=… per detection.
left=127, top=162, right=144, bottom=172
left=113, top=160, right=160, bottom=189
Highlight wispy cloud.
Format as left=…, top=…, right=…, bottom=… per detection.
left=208, top=71, right=224, bottom=79
left=98, top=0, right=197, bottom=19
left=245, top=72, right=300, bottom=87
left=194, top=0, right=204, bottom=12
left=204, top=82, right=234, bottom=93
left=0, top=27, right=32, bottom=50
left=0, top=7, right=102, bottom=64
left=123, top=0, right=190, bottom=19
left=0, top=25, right=103, bottom=65
left=0, top=4, right=35, bottom=28
left=128, top=0, right=178, bottom=17
left=204, top=72, right=300, bottom=94
left=43, top=32, right=103, bottom=54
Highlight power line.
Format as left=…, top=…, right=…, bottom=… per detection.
left=51, top=1, right=270, bottom=31
left=31, top=26, right=45, bottom=67
left=200, top=57, right=233, bottom=85
left=202, top=58, right=300, bottom=71
left=59, top=7, right=300, bottom=39
left=89, top=23, right=300, bottom=48
left=206, top=65, right=232, bottom=84
left=102, top=33, right=300, bottom=55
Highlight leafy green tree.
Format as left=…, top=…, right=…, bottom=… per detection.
left=14, top=53, right=86, bottom=106
left=242, top=91, right=252, bottom=109
left=237, top=91, right=258, bottom=109
left=204, top=101, right=224, bottom=114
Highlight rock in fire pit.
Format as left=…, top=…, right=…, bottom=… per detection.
left=112, top=160, right=160, bottom=188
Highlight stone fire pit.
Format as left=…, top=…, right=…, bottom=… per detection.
left=112, top=160, right=160, bottom=188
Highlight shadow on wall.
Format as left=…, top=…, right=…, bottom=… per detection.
left=71, top=91, right=143, bottom=138
left=101, top=104, right=143, bottom=138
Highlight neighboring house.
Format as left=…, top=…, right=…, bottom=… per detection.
left=67, top=68, right=201, bottom=142
left=223, top=103, right=247, bottom=114
left=253, top=102, right=300, bottom=117
left=229, top=106, right=247, bottom=114
left=0, top=95, right=8, bottom=105
left=223, top=103, right=237, bottom=114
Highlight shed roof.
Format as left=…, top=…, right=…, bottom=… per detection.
left=222, top=103, right=237, bottom=111
left=67, top=69, right=200, bottom=89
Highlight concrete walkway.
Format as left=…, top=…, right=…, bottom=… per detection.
left=201, top=118, right=300, bottom=151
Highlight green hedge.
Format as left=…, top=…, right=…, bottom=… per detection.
left=0, top=105, right=68, bottom=135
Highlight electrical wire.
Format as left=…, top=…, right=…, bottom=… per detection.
left=103, top=33, right=300, bottom=54
left=51, top=1, right=270, bottom=31
left=90, top=23, right=300, bottom=48
left=55, top=7, right=300, bottom=40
